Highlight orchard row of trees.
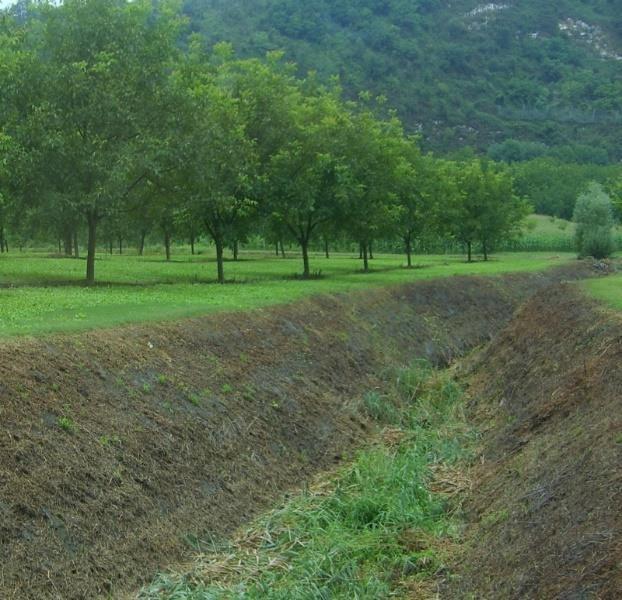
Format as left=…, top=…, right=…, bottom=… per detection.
left=0, top=0, right=529, bottom=284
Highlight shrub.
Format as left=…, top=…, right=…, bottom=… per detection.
left=573, top=182, right=616, bottom=259
left=582, top=226, right=616, bottom=260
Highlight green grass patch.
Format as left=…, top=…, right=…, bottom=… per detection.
left=0, top=250, right=571, bottom=337
left=138, top=361, right=474, bottom=599
left=581, top=274, right=622, bottom=311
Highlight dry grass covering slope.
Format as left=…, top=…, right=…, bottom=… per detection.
left=451, top=283, right=622, bottom=598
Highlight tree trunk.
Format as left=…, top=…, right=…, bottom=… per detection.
left=369, top=241, right=374, bottom=260
left=58, top=239, right=62, bottom=254
left=405, top=234, right=412, bottom=268
left=86, top=211, right=98, bottom=285
left=164, top=231, right=171, bottom=261
left=190, top=233, right=195, bottom=256
left=63, top=229, right=73, bottom=257
left=467, top=241, right=472, bottom=263
left=483, top=240, right=488, bottom=261
left=73, top=231, right=79, bottom=258
left=279, top=239, right=285, bottom=258
left=232, top=239, right=239, bottom=261
left=109, top=239, right=113, bottom=255
left=0, top=226, right=4, bottom=253
left=118, top=236, right=123, bottom=255
left=215, top=236, right=225, bottom=284
left=362, top=243, right=369, bottom=272
left=324, top=237, right=329, bottom=259
left=301, top=239, right=310, bottom=279
left=139, top=230, right=147, bottom=256
left=275, top=242, right=279, bottom=256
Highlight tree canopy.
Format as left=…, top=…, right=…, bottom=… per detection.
left=0, top=0, right=560, bottom=282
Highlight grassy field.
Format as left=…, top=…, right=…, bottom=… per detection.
left=140, top=362, right=472, bottom=599
left=504, top=214, right=575, bottom=252
left=503, top=214, right=622, bottom=253
left=581, top=275, right=622, bottom=310
left=0, top=250, right=574, bottom=337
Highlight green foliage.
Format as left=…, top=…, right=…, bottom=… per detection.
left=180, top=0, right=622, bottom=161
left=139, top=363, right=472, bottom=598
left=512, top=159, right=621, bottom=219
left=0, top=1, right=586, bottom=288
left=161, top=42, right=261, bottom=283
left=449, top=159, right=530, bottom=261
left=98, top=434, right=121, bottom=446
left=362, top=391, right=400, bottom=425
left=573, top=182, right=616, bottom=258
left=263, top=79, right=348, bottom=277
left=0, top=2, right=547, bottom=282
left=188, top=393, right=202, bottom=407
left=57, top=415, right=76, bottom=433
left=3, top=0, right=182, bottom=283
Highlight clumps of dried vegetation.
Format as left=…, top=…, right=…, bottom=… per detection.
left=449, top=283, right=622, bottom=599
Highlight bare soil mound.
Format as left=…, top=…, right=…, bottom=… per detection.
left=453, top=283, right=621, bottom=599
left=0, top=265, right=590, bottom=598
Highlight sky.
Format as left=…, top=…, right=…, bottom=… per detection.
left=1, top=0, right=62, bottom=8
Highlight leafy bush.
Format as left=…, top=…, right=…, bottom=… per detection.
left=581, top=226, right=616, bottom=260
left=573, top=183, right=616, bottom=259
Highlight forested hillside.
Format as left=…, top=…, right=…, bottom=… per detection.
left=183, top=0, right=622, bottom=162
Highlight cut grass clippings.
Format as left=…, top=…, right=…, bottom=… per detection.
left=139, top=361, right=475, bottom=599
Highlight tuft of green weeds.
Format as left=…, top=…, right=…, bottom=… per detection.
left=362, top=390, right=401, bottom=425
left=57, top=416, right=76, bottom=433
left=98, top=434, right=121, bottom=447
left=188, top=393, right=202, bottom=407
left=481, top=509, right=510, bottom=528
left=139, top=361, right=474, bottom=599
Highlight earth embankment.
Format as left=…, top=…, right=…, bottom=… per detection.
left=452, top=281, right=621, bottom=599
left=0, top=265, right=590, bottom=598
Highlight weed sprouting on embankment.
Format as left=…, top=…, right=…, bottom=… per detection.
left=139, top=361, right=475, bottom=599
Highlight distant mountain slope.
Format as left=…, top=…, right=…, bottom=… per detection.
left=183, top=0, right=622, bottom=161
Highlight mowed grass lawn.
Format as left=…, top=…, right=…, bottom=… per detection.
left=582, top=275, right=622, bottom=311
left=0, top=249, right=573, bottom=337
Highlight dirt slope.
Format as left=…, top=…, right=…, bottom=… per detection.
left=0, top=265, right=589, bottom=598
left=453, top=283, right=622, bottom=599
